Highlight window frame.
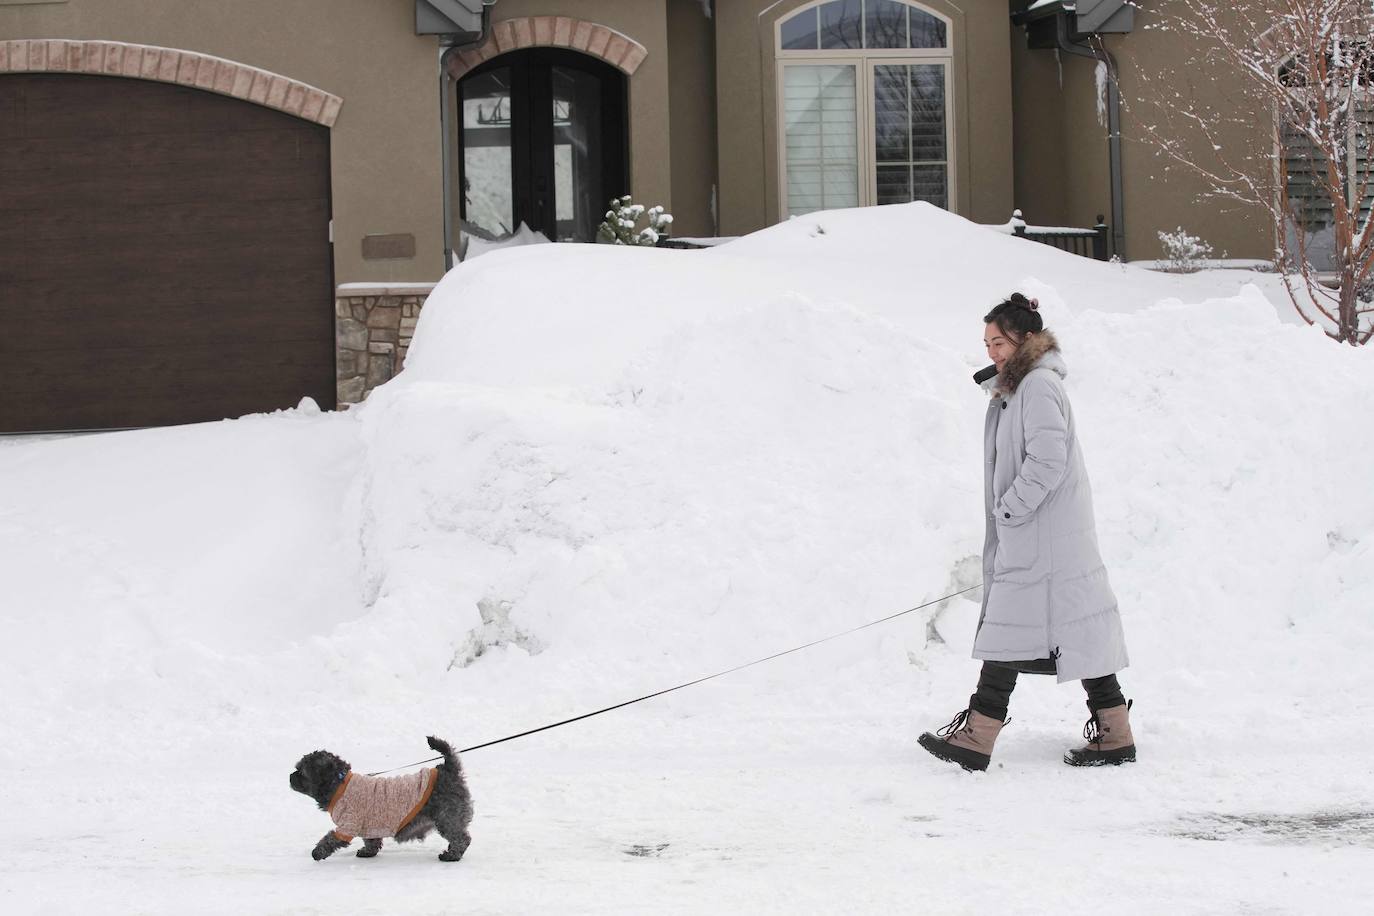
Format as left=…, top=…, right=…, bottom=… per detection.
left=774, top=0, right=956, bottom=219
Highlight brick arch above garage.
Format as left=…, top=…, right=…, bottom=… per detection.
left=445, top=16, right=648, bottom=81
left=0, top=39, right=342, bottom=126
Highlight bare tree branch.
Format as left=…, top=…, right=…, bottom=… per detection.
left=1129, top=0, right=1374, bottom=343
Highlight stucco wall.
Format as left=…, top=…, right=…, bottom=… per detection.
left=1109, top=5, right=1271, bottom=262
left=1010, top=6, right=1271, bottom=262
left=1, top=0, right=445, bottom=283
left=960, top=1, right=1016, bottom=225
left=1010, top=36, right=1110, bottom=237
left=714, top=0, right=1015, bottom=237
left=1009, top=32, right=1071, bottom=229
left=666, top=0, right=717, bottom=237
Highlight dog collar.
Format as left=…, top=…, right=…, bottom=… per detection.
left=326, top=771, right=354, bottom=813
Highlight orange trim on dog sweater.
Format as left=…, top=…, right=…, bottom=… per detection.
left=327, top=768, right=437, bottom=840
left=326, top=773, right=354, bottom=813
left=396, top=769, right=439, bottom=833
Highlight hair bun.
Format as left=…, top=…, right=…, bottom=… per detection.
left=985, top=294, right=1045, bottom=335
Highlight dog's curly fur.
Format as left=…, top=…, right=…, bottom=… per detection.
left=289, top=735, right=473, bottom=862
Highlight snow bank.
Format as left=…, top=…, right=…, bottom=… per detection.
left=4, top=201, right=1371, bottom=747
left=361, top=204, right=1374, bottom=703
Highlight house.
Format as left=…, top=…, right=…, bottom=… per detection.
left=0, top=0, right=1273, bottom=432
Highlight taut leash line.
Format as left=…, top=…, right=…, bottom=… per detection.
left=367, top=584, right=980, bottom=776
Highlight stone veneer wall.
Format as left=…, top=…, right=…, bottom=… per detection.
left=335, top=283, right=435, bottom=406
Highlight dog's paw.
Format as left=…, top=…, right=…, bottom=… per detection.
left=438, top=849, right=464, bottom=862
left=311, top=846, right=328, bottom=861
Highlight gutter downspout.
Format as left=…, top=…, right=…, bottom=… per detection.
left=1055, top=13, right=1126, bottom=259
left=439, top=5, right=494, bottom=270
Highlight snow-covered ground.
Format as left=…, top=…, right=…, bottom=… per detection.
left=3, top=204, right=1372, bottom=914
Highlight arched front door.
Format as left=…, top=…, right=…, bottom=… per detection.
left=457, top=49, right=627, bottom=245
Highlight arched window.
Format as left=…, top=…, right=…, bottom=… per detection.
left=775, top=0, right=953, bottom=218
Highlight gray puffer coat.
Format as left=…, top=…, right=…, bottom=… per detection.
left=975, top=330, right=1128, bottom=683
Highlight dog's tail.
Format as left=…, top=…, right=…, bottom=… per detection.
left=426, top=735, right=463, bottom=775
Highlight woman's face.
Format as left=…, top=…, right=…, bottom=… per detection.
left=984, top=322, right=1020, bottom=373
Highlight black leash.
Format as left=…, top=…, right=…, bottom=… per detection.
left=367, top=584, right=980, bottom=776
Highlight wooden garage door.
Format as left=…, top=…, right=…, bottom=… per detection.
left=0, top=73, right=335, bottom=432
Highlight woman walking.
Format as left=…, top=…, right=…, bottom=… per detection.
left=918, top=293, right=1134, bottom=772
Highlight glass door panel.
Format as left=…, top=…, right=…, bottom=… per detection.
left=873, top=63, right=909, bottom=165
left=870, top=61, right=948, bottom=208
left=875, top=164, right=911, bottom=205
left=458, top=50, right=625, bottom=250
left=1282, top=118, right=1336, bottom=270
left=551, top=65, right=605, bottom=243
left=911, top=163, right=947, bottom=206
left=460, top=68, right=515, bottom=239
left=783, top=64, right=860, bottom=217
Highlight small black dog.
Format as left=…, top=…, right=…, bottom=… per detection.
left=289, top=735, right=473, bottom=862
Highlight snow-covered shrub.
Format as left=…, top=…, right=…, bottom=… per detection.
left=1157, top=227, right=1214, bottom=273
left=597, top=195, right=674, bottom=246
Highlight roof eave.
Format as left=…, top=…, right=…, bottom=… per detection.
left=1011, top=1, right=1073, bottom=28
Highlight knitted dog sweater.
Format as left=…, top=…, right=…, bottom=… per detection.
left=327, top=768, right=437, bottom=841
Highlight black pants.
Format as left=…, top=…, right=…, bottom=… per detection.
left=970, top=661, right=1124, bottom=722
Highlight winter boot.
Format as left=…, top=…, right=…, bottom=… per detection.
left=918, top=708, right=1005, bottom=772
left=1064, top=699, right=1136, bottom=766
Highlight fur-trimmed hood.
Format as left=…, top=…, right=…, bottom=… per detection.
left=988, top=329, right=1064, bottom=396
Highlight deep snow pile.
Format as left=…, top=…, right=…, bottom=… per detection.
left=356, top=202, right=1374, bottom=710
left=2, top=203, right=1372, bottom=913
